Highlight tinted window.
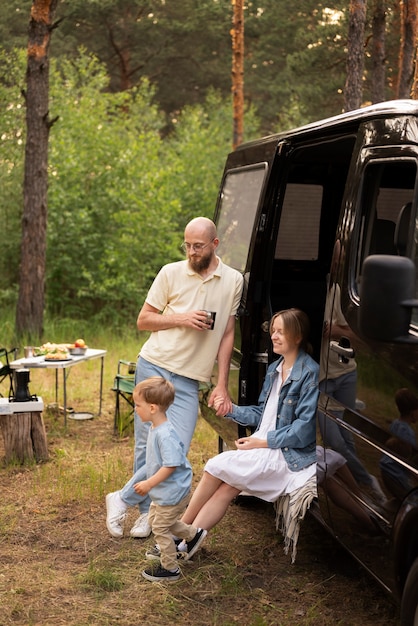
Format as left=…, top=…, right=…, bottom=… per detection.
left=274, top=183, right=322, bottom=260
left=355, top=160, right=417, bottom=299
left=216, top=163, right=267, bottom=272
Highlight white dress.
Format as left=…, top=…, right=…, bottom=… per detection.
left=205, top=364, right=316, bottom=502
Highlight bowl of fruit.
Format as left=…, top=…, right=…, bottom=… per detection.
left=68, top=339, right=88, bottom=356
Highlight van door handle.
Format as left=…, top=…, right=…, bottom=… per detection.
left=253, top=351, right=269, bottom=363
left=330, top=339, right=355, bottom=362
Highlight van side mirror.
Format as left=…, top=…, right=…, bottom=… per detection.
left=359, top=255, right=418, bottom=342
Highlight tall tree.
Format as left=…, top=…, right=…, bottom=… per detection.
left=231, top=0, right=244, bottom=148
left=371, top=0, right=387, bottom=102
left=397, top=0, right=418, bottom=97
left=344, top=0, right=367, bottom=111
left=54, top=0, right=232, bottom=116
left=15, top=0, right=59, bottom=338
left=410, top=2, right=418, bottom=97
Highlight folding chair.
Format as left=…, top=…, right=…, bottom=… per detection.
left=0, top=347, right=17, bottom=399
left=112, top=359, right=136, bottom=434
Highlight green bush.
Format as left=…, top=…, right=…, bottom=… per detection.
left=0, top=48, right=260, bottom=328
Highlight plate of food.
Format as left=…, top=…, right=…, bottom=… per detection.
left=35, top=342, right=71, bottom=360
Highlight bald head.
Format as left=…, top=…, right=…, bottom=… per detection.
left=183, top=217, right=219, bottom=274
left=185, top=217, right=217, bottom=241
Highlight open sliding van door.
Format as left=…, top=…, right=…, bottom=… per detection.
left=203, top=131, right=358, bottom=448
left=199, top=140, right=289, bottom=447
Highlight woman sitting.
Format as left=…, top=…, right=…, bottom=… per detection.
left=178, top=308, right=319, bottom=561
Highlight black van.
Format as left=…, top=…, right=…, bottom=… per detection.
left=199, top=100, right=418, bottom=626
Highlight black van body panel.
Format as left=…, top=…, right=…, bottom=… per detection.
left=201, top=100, right=418, bottom=624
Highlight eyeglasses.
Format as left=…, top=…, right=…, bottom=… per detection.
left=181, top=239, right=215, bottom=253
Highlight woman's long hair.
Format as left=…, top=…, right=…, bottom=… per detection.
left=269, top=308, right=313, bottom=355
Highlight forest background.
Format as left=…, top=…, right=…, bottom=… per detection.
left=0, top=0, right=414, bottom=335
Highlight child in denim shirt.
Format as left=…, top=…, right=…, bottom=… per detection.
left=132, top=377, right=206, bottom=582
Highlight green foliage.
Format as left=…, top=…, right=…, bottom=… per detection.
left=1, top=2, right=404, bottom=328
left=0, top=49, right=240, bottom=325
left=0, top=47, right=26, bottom=305
left=243, top=0, right=349, bottom=132
left=47, top=52, right=169, bottom=322
left=0, top=1, right=408, bottom=140
left=53, top=0, right=232, bottom=110
left=164, top=89, right=260, bottom=229
left=1, top=0, right=401, bottom=137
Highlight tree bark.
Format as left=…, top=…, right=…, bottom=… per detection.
left=344, top=0, right=367, bottom=111
left=412, top=9, right=418, bottom=97
left=371, top=0, right=387, bottom=103
left=231, top=0, right=244, bottom=149
left=0, top=411, right=49, bottom=464
left=398, top=0, right=418, bottom=98
left=15, top=0, right=59, bottom=338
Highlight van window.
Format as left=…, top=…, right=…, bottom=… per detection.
left=355, top=159, right=417, bottom=292
left=216, top=163, right=268, bottom=272
left=274, top=183, right=322, bottom=260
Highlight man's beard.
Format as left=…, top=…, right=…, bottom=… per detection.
left=189, top=253, right=212, bottom=273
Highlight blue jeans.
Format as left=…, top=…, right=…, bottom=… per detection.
left=318, top=370, right=372, bottom=486
left=120, top=357, right=199, bottom=511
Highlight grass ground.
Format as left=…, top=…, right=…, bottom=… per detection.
left=0, top=340, right=400, bottom=625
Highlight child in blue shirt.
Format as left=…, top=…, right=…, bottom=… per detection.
left=132, top=377, right=206, bottom=582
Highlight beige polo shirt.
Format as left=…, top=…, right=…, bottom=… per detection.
left=139, top=258, right=243, bottom=382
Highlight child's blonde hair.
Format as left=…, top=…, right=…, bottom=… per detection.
left=133, top=376, right=175, bottom=411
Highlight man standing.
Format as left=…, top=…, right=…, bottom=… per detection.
left=106, top=217, right=244, bottom=538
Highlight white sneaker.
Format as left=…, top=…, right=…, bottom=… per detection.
left=130, top=512, right=151, bottom=538
left=106, top=492, right=127, bottom=538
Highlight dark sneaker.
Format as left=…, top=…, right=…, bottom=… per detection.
left=145, top=539, right=185, bottom=561
left=183, top=528, right=207, bottom=561
left=142, top=564, right=180, bottom=583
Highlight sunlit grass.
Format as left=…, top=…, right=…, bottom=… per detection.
left=0, top=314, right=400, bottom=626
left=0, top=316, right=147, bottom=434
left=28, top=443, right=132, bottom=504
left=79, top=560, right=125, bottom=592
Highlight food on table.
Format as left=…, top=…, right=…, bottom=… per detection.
left=33, top=340, right=89, bottom=359
left=34, top=343, right=70, bottom=359
left=68, top=339, right=88, bottom=355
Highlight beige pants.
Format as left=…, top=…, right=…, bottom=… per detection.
left=148, top=494, right=197, bottom=571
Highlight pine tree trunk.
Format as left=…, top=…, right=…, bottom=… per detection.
left=15, top=0, right=59, bottom=338
left=344, top=0, right=367, bottom=111
left=398, top=0, right=418, bottom=98
left=231, top=0, right=244, bottom=149
left=371, top=0, right=387, bottom=103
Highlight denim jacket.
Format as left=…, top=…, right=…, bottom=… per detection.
left=226, top=350, right=319, bottom=471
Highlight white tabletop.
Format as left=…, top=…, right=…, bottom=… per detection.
left=10, top=348, right=107, bottom=370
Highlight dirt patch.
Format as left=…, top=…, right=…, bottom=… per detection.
left=0, top=400, right=400, bottom=626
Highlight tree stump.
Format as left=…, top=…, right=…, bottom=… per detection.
left=0, top=411, right=49, bottom=464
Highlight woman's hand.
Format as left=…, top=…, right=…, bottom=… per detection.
left=208, top=387, right=233, bottom=416
left=235, top=436, right=268, bottom=449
